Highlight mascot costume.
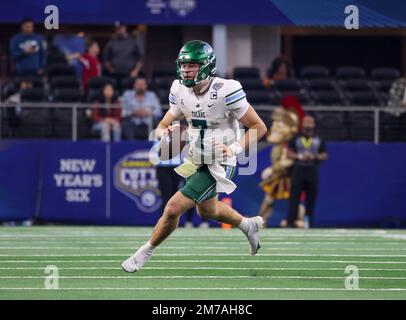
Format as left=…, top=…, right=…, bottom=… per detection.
left=258, top=96, right=305, bottom=227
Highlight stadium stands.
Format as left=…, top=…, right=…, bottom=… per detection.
left=1, top=40, right=403, bottom=142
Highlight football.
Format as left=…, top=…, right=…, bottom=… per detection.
left=158, top=124, right=188, bottom=160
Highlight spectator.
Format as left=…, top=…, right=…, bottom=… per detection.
left=9, top=17, right=46, bottom=76
left=54, top=33, right=86, bottom=79
left=92, top=83, right=121, bottom=142
left=287, top=115, right=328, bottom=228
left=265, top=57, right=293, bottom=88
left=71, top=40, right=102, bottom=91
left=121, top=76, right=162, bottom=140
left=103, top=23, right=144, bottom=90
left=387, top=75, right=406, bottom=116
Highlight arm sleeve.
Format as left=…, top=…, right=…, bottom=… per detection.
left=120, top=93, right=132, bottom=117
left=226, top=81, right=250, bottom=120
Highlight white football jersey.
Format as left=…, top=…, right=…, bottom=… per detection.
left=168, top=76, right=250, bottom=166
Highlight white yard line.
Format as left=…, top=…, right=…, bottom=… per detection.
left=2, top=246, right=406, bottom=251
left=1, top=253, right=406, bottom=257
left=2, top=259, right=406, bottom=265
left=0, top=287, right=406, bottom=291
left=1, top=266, right=406, bottom=271
left=0, top=234, right=401, bottom=238
left=0, top=275, right=405, bottom=280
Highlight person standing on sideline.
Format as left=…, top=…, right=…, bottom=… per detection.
left=287, top=115, right=328, bottom=227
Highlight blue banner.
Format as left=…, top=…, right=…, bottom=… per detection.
left=1, top=0, right=406, bottom=26
left=0, top=140, right=406, bottom=227
left=0, top=140, right=40, bottom=221
left=39, top=141, right=107, bottom=223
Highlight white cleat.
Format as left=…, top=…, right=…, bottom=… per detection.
left=242, top=216, right=264, bottom=255
left=121, top=248, right=152, bottom=273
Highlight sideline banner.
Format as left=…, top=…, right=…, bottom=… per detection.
left=0, top=140, right=406, bottom=227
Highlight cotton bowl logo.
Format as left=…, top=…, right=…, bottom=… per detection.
left=114, top=150, right=161, bottom=213
left=169, top=0, right=196, bottom=17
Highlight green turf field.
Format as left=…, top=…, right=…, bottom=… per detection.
left=0, top=226, right=406, bottom=299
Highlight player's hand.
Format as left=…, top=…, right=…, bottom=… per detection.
left=303, top=153, right=315, bottom=161
left=162, top=123, right=180, bottom=138
left=214, top=142, right=233, bottom=157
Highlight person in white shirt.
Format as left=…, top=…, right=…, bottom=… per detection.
left=122, top=40, right=267, bottom=273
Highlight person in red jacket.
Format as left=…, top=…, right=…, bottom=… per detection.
left=92, top=83, right=121, bottom=142
left=71, top=40, right=102, bottom=91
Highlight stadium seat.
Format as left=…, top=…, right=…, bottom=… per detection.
left=18, top=88, right=52, bottom=137
left=306, top=78, right=336, bottom=92
left=87, top=89, right=102, bottom=102
left=312, top=91, right=346, bottom=106
left=377, top=92, right=389, bottom=106
left=16, top=76, right=45, bottom=89
left=237, top=78, right=267, bottom=91
left=20, top=88, right=47, bottom=102
left=371, top=67, right=400, bottom=81
left=373, top=79, right=395, bottom=94
left=157, top=89, right=169, bottom=104
left=348, top=112, right=375, bottom=141
left=154, top=77, right=174, bottom=90
left=46, top=64, right=76, bottom=79
left=152, top=67, right=176, bottom=78
left=339, top=78, right=371, bottom=92
left=245, top=90, right=271, bottom=104
left=121, top=77, right=136, bottom=92
left=50, top=76, right=81, bottom=90
left=345, top=91, right=380, bottom=106
left=300, top=65, right=330, bottom=79
left=53, top=88, right=82, bottom=102
left=380, top=111, right=406, bottom=141
left=272, top=79, right=302, bottom=91
left=336, top=66, right=366, bottom=79
left=233, top=67, right=260, bottom=79
left=87, top=76, right=117, bottom=91
left=315, top=112, right=348, bottom=140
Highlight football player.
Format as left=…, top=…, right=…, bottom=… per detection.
left=122, top=40, right=267, bottom=272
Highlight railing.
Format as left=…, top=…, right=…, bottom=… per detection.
left=0, top=101, right=405, bottom=144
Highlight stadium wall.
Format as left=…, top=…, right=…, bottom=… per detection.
left=0, top=140, right=405, bottom=228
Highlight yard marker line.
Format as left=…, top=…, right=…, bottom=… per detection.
left=2, top=259, right=406, bottom=264
left=1, top=253, right=406, bottom=257
left=0, top=234, right=400, bottom=238
left=1, top=287, right=406, bottom=291
left=1, top=266, right=406, bottom=271
left=2, top=246, right=406, bottom=251
left=1, top=275, right=406, bottom=280
left=1, top=241, right=404, bottom=245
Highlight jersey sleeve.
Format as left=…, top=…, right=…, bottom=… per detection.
left=168, top=80, right=183, bottom=118
left=225, top=80, right=250, bottom=120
